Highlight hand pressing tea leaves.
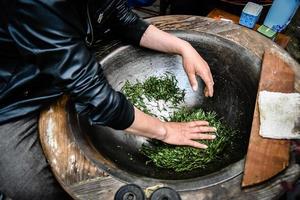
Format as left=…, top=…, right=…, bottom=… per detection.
left=121, top=73, right=238, bottom=172
left=141, top=108, right=237, bottom=172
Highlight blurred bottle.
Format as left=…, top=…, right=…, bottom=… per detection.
left=263, top=0, right=300, bottom=32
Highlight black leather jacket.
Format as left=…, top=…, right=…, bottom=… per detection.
left=0, top=0, right=149, bottom=129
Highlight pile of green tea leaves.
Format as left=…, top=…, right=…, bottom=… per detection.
left=141, top=108, right=237, bottom=172
left=121, top=73, right=185, bottom=117
left=121, top=73, right=237, bottom=172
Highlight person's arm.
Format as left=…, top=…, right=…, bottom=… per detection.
left=105, top=0, right=150, bottom=45
left=102, top=1, right=217, bottom=148
left=126, top=108, right=216, bottom=149
left=107, top=1, right=213, bottom=96
left=7, top=0, right=216, bottom=149
left=140, top=25, right=214, bottom=97
left=6, top=0, right=134, bottom=130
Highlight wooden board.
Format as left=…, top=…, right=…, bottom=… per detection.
left=242, top=50, right=295, bottom=187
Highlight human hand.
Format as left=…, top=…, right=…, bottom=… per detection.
left=127, top=108, right=216, bottom=149
left=181, top=43, right=214, bottom=97
left=139, top=25, right=214, bottom=96
left=161, top=121, right=216, bottom=149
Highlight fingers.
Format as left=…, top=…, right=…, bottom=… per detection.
left=195, top=59, right=214, bottom=97
left=206, top=80, right=214, bottom=97
left=185, top=140, right=208, bottom=149
left=204, top=86, right=209, bottom=97
left=189, top=133, right=216, bottom=140
left=188, top=121, right=209, bottom=127
left=188, top=63, right=214, bottom=97
left=187, top=72, right=198, bottom=91
left=197, top=70, right=214, bottom=97
left=185, top=133, right=216, bottom=149
left=187, top=121, right=216, bottom=133
left=190, top=126, right=216, bottom=133
left=182, top=46, right=214, bottom=97
left=161, top=121, right=217, bottom=149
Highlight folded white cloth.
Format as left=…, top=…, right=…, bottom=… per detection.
left=259, top=91, right=300, bottom=139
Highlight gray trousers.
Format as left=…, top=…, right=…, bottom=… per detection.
left=0, top=114, right=71, bottom=200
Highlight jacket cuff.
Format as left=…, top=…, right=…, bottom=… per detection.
left=121, top=18, right=150, bottom=46
left=106, top=97, right=135, bottom=130
left=75, top=92, right=135, bottom=130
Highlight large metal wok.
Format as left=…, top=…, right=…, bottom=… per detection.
left=69, top=31, right=261, bottom=190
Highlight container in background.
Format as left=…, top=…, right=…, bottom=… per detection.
left=239, top=2, right=263, bottom=29
left=257, top=25, right=277, bottom=40
left=263, top=0, right=300, bottom=32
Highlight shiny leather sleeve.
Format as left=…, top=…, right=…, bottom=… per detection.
left=109, top=0, right=150, bottom=45
left=6, top=0, right=134, bottom=130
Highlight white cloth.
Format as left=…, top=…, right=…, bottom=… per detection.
left=259, top=91, right=300, bottom=139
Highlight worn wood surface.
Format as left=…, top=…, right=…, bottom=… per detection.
left=242, top=51, right=295, bottom=187
left=39, top=16, right=300, bottom=200
left=207, top=8, right=291, bottom=49
left=38, top=97, right=123, bottom=200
